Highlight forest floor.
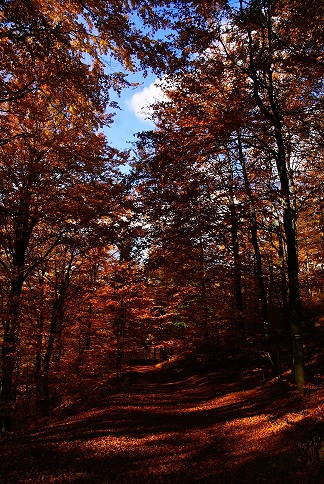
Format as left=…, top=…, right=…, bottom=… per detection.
left=0, top=354, right=323, bottom=484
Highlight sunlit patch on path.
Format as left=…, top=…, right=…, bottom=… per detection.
left=0, top=365, right=323, bottom=483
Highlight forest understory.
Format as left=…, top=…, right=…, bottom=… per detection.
left=0, top=347, right=323, bottom=484
left=1, top=3, right=324, bottom=481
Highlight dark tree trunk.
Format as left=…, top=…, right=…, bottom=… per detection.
left=1, top=277, right=24, bottom=431
left=34, top=330, right=44, bottom=412
left=273, top=122, right=305, bottom=393
left=41, top=291, right=66, bottom=415
left=244, top=2, right=305, bottom=392
left=229, top=201, right=244, bottom=339
left=116, top=302, right=126, bottom=379
left=85, top=304, right=92, bottom=351
left=239, top=138, right=269, bottom=326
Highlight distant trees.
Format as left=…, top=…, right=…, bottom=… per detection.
left=131, top=0, right=324, bottom=393
left=0, top=0, right=175, bottom=430
left=0, top=0, right=323, bottom=431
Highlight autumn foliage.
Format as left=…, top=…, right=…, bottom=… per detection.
left=0, top=0, right=323, bottom=437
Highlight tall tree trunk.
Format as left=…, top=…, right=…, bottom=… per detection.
left=199, top=240, right=210, bottom=348
left=245, top=2, right=305, bottom=392
left=275, top=128, right=305, bottom=392
left=42, top=299, right=64, bottom=415
left=85, top=304, right=93, bottom=351
left=34, top=329, right=44, bottom=412
left=41, top=253, right=74, bottom=412
left=238, top=138, right=269, bottom=327
left=0, top=202, right=36, bottom=428
left=116, top=300, right=126, bottom=379
left=277, top=224, right=289, bottom=334
left=1, top=277, right=24, bottom=431
left=239, top=139, right=287, bottom=378
left=226, top=151, right=244, bottom=328
left=230, top=202, right=243, bottom=312
left=229, top=199, right=244, bottom=339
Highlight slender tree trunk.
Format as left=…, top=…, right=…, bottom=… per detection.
left=0, top=202, right=36, bottom=428
left=226, top=149, right=243, bottom=323
left=116, top=292, right=126, bottom=379
left=42, top=311, right=59, bottom=414
left=238, top=138, right=269, bottom=326
left=85, top=304, right=92, bottom=351
left=41, top=290, right=66, bottom=414
left=239, top=139, right=283, bottom=379
left=277, top=224, right=289, bottom=333
left=229, top=200, right=244, bottom=339
left=274, top=126, right=305, bottom=393
left=199, top=240, right=210, bottom=348
left=230, top=202, right=243, bottom=312
left=33, top=268, right=44, bottom=409
left=34, top=330, right=43, bottom=411
left=244, top=2, right=305, bottom=392
left=42, top=323, right=56, bottom=413
left=0, top=277, right=23, bottom=431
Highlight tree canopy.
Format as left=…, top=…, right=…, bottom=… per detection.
left=0, top=0, right=323, bottom=431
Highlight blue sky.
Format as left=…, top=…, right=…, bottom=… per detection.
left=103, top=8, right=173, bottom=152
left=105, top=70, right=164, bottom=152
left=103, top=1, right=243, bottom=152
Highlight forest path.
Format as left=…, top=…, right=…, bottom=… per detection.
left=0, top=361, right=323, bottom=483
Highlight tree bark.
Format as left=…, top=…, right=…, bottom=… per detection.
left=1, top=278, right=23, bottom=431
left=41, top=296, right=65, bottom=414
left=245, top=1, right=305, bottom=392
left=238, top=138, right=269, bottom=327
left=275, top=133, right=305, bottom=392
left=228, top=196, right=244, bottom=339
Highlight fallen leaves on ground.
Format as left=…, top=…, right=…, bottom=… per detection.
left=0, top=363, right=323, bottom=483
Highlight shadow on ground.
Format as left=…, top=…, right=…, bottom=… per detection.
left=0, top=363, right=323, bottom=483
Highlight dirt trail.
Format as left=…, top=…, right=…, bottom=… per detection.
left=0, top=363, right=323, bottom=483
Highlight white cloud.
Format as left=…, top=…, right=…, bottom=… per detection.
left=126, top=78, right=168, bottom=123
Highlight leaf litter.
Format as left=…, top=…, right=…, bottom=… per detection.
left=0, top=360, right=323, bottom=483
